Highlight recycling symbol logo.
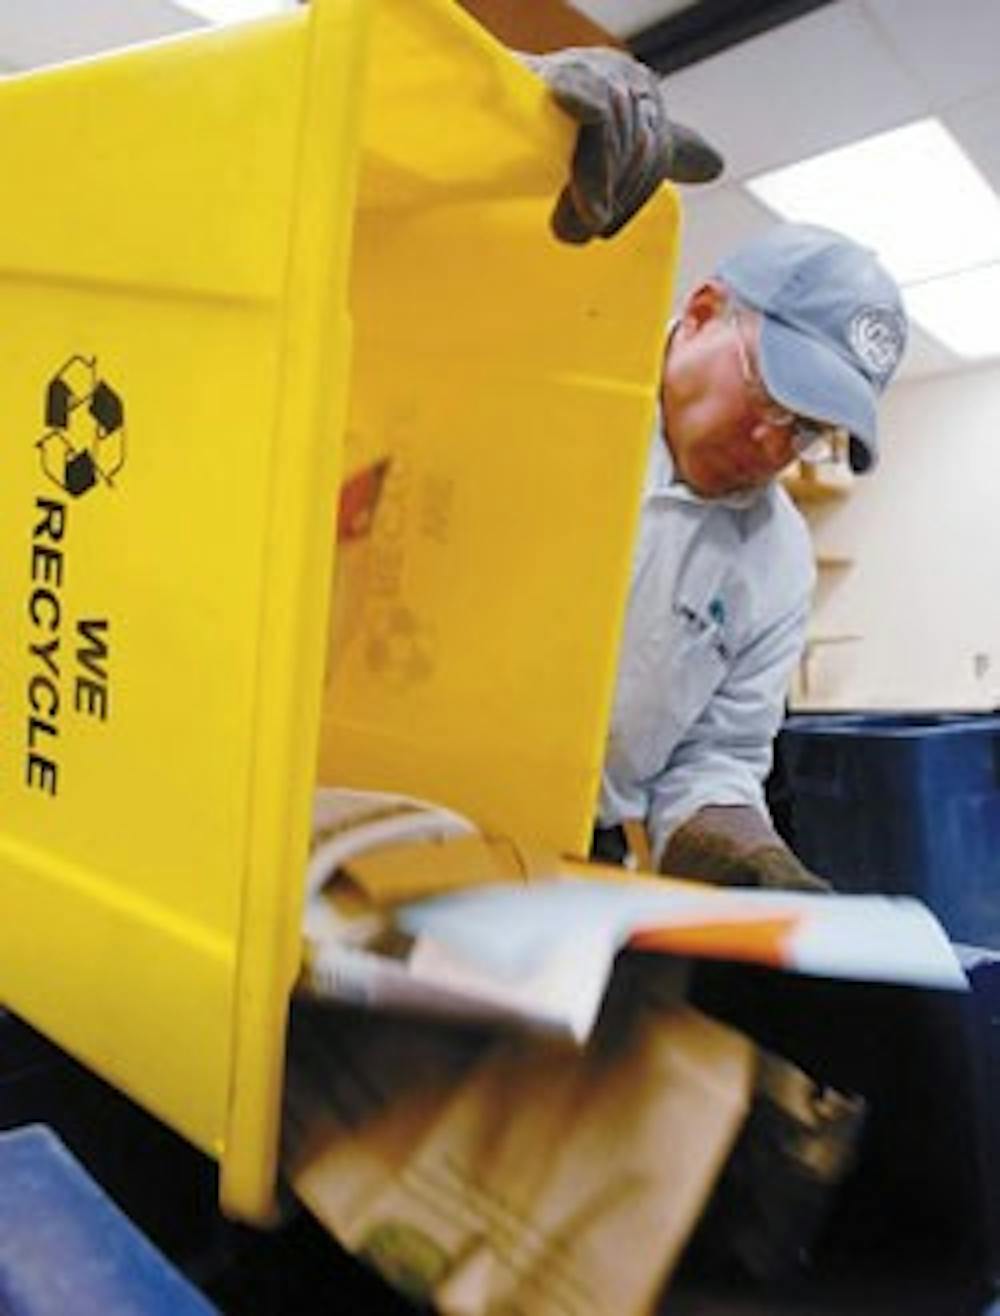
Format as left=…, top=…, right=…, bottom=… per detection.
left=37, top=355, right=126, bottom=498
left=365, top=605, right=435, bottom=688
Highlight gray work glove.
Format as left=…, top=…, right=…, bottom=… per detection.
left=523, top=47, right=724, bottom=243
left=661, top=804, right=833, bottom=894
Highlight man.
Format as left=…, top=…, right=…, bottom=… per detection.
left=529, top=60, right=904, bottom=1281
left=533, top=50, right=908, bottom=890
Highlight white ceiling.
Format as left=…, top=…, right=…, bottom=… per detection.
left=570, top=0, right=694, bottom=40
left=0, top=1, right=202, bottom=68
left=2, top=0, right=998, bottom=380
left=572, top=0, right=1000, bottom=381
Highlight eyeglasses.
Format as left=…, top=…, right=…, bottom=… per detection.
left=727, top=306, right=844, bottom=465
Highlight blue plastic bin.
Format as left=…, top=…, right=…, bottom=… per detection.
left=959, top=947, right=1000, bottom=1302
left=777, top=713, right=1000, bottom=945
left=0, top=1125, right=217, bottom=1316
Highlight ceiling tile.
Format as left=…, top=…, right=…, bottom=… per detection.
left=659, top=0, right=928, bottom=181
left=864, top=0, right=1000, bottom=109
left=943, top=88, right=1000, bottom=200
left=670, top=184, right=777, bottom=307
left=0, top=0, right=200, bottom=71
left=568, top=0, right=692, bottom=40
left=896, top=322, right=960, bottom=382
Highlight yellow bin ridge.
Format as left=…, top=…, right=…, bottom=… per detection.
left=0, top=0, right=679, bottom=1221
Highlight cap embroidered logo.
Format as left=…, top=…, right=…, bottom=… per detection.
left=847, top=306, right=906, bottom=382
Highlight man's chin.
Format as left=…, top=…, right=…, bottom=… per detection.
left=671, top=442, right=772, bottom=499
left=686, top=467, right=766, bottom=499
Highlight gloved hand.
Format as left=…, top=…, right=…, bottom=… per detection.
left=733, top=845, right=833, bottom=895
left=523, top=47, right=724, bottom=243
left=660, top=804, right=833, bottom=894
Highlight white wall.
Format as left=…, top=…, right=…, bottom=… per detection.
left=792, top=362, right=1000, bottom=710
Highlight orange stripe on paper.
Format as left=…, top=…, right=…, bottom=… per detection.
left=629, top=916, right=802, bottom=969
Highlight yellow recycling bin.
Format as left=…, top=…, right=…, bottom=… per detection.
left=0, top=0, right=679, bottom=1221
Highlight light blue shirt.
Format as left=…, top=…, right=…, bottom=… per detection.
left=599, top=423, right=815, bottom=866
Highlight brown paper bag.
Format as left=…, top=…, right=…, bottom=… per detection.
left=284, top=964, right=753, bottom=1316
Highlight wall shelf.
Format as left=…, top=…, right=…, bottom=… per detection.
left=782, top=472, right=852, bottom=504
left=782, top=447, right=854, bottom=504
left=817, top=554, right=853, bottom=569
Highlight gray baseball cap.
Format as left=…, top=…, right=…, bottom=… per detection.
left=716, top=223, right=907, bottom=472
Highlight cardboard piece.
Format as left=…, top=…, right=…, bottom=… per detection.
left=342, top=833, right=547, bottom=905
left=284, top=964, right=753, bottom=1316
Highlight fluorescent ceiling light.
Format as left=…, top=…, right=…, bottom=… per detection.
left=747, top=119, right=1000, bottom=288
left=904, top=264, right=1000, bottom=360
left=748, top=118, right=1000, bottom=358
left=172, top=0, right=297, bottom=22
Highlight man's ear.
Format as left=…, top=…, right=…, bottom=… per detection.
left=678, top=279, right=728, bottom=335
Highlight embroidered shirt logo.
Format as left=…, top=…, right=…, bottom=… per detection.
left=675, top=598, right=731, bottom=663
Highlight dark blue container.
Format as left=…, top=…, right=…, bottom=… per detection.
left=777, top=713, right=1000, bottom=946
left=0, top=1124, right=217, bottom=1316
left=961, top=947, right=1000, bottom=1303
